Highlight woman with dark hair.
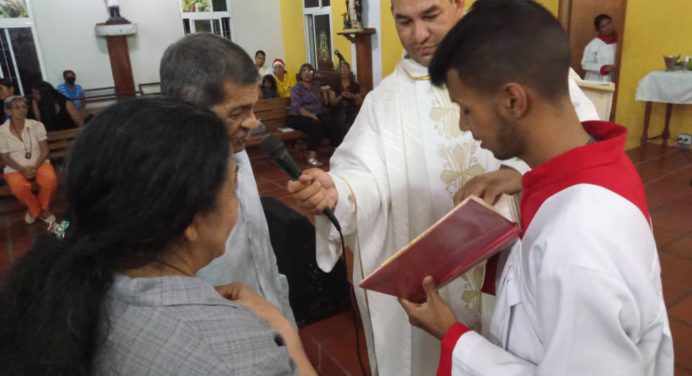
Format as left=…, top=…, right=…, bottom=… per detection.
left=330, top=62, right=362, bottom=137
left=286, top=63, right=339, bottom=166
left=261, top=74, right=279, bottom=99
left=31, top=80, right=83, bottom=132
left=0, top=98, right=315, bottom=375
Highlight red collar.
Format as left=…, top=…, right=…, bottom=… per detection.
left=597, top=33, right=617, bottom=44
left=520, top=121, right=649, bottom=235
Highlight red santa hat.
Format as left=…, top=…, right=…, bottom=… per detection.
left=272, top=58, right=286, bottom=68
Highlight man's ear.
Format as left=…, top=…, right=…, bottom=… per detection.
left=452, top=0, right=466, bottom=17
left=499, top=82, right=529, bottom=119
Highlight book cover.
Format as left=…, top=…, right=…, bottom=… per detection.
left=359, top=195, right=520, bottom=302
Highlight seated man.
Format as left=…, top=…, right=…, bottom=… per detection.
left=400, top=1, right=673, bottom=375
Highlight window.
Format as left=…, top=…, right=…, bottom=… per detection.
left=303, top=0, right=333, bottom=69
left=0, top=0, right=44, bottom=96
left=180, top=0, right=232, bottom=40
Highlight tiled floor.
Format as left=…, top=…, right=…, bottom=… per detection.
left=0, top=143, right=690, bottom=375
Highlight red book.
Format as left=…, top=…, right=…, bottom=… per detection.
left=359, top=195, right=520, bottom=302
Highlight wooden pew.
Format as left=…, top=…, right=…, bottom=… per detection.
left=246, top=97, right=302, bottom=148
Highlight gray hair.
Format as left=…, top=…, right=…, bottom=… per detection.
left=4, top=95, right=27, bottom=110
left=160, top=33, right=259, bottom=107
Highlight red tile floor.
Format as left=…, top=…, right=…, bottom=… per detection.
left=0, top=143, right=690, bottom=375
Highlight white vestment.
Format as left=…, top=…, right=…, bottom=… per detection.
left=581, top=37, right=617, bottom=82
left=197, top=150, right=294, bottom=323
left=314, top=57, right=599, bottom=376
left=445, top=122, right=673, bottom=375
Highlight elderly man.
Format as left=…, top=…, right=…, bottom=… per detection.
left=286, top=0, right=600, bottom=375
left=160, top=34, right=294, bottom=323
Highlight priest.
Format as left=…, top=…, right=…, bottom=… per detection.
left=287, top=0, right=599, bottom=374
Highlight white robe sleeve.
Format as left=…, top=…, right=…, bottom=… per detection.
left=581, top=39, right=605, bottom=77
left=314, top=91, right=392, bottom=272
left=442, top=266, right=663, bottom=375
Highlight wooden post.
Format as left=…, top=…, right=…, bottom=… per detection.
left=105, top=35, right=136, bottom=98
left=338, top=28, right=376, bottom=94
left=95, top=13, right=137, bottom=100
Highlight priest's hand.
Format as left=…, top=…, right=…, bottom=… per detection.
left=287, top=168, right=339, bottom=214
left=399, top=276, right=458, bottom=340
left=454, top=167, right=522, bottom=206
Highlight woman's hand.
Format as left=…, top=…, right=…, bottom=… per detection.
left=216, top=283, right=318, bottom=376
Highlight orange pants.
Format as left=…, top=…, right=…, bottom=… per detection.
left=4, top=163, right=57, bottom=217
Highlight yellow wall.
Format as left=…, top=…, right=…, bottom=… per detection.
left=278, top=0, right=352, bottom=77
left=379, top=0, right=559, bottom=77
left=615, top=0, right=692, bottom=149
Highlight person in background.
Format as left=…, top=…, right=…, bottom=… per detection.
left=0, top=98, right=315, bottom=376
left=273, top=58, right=296, bottom=98
left=56, top=70, right=86, bottom=109
left=287, top=63, right=340, bottom=167
left=581, top=13, right=617, bottom=82
left=31, top=81, right=83, bottom=132
left=0, top=96, right=57, bottom=225
left=160, top=33, right=295, bottom=323
left=0, top=78, right=15, bottom=121
left=255, top=50, right=272, bottom=76
left=330, top=61, right=362, bottom=137
left=401, top=1, right=672, bottom=374
left=261, top=74, right=279, bottom=99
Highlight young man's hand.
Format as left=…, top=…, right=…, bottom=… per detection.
left=399, top=276, right=459, bottom=340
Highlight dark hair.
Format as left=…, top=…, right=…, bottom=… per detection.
left=0, top=78, right=13, bottom=89
left=255, top=50, right=266, bottom=57
left=297, top=63, right=315, bottom=82
left=32, top=80, right=71, bottom=130
left=430, top=0, right=570, bottom=101
left=0, top=98, right=231, bottom=375
left=63, top=70, right=75, bottom=78
left=160, top=33, right=259, bottom=107
left=594, top=13, right=612, bottom=31
left=262, top=74, right=277, bottom=91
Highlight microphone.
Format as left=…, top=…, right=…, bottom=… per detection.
left=260, top=135, right=342, bottom=231
left=334, top=49, right=346, bottom=63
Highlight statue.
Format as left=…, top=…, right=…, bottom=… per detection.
left=344, top=0, right=363, bottom=31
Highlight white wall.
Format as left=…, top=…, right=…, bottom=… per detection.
left=29, top=0, right=182, bottom=90
left=229, top=0, right=284, bottom=73
left=28, top=0, right=284, bottom=90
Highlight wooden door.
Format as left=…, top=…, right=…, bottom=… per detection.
left=559, top=0, right=626, bottom=119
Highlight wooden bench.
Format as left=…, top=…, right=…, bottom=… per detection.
left=246, top=97, right=303, bottom=148
left=0, top=128, right=83, bottom=197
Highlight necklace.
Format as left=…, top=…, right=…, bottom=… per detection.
left=10, top=121, right=32, bottom=159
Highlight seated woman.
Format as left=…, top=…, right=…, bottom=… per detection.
left=330, top=62, right=362, bottom=138
left=0, top=98, right=315, bottom=376
left=0, top=96, right=57, bottom=225
left=31, top=81, right=83, bottom=132
left=261, top=74, right=279, bottom=99
left=273, top=58, right=296, bottom=98
left=286, top=63, right=340, bottom=167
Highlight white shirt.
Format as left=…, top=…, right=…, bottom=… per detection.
left=196, top=150, right=294, bottom=323
left=581, top=37, right=617, bottom=82
left=0, top=119, right=50, bottom=173
left=442, top=122, right=673, bottom=376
